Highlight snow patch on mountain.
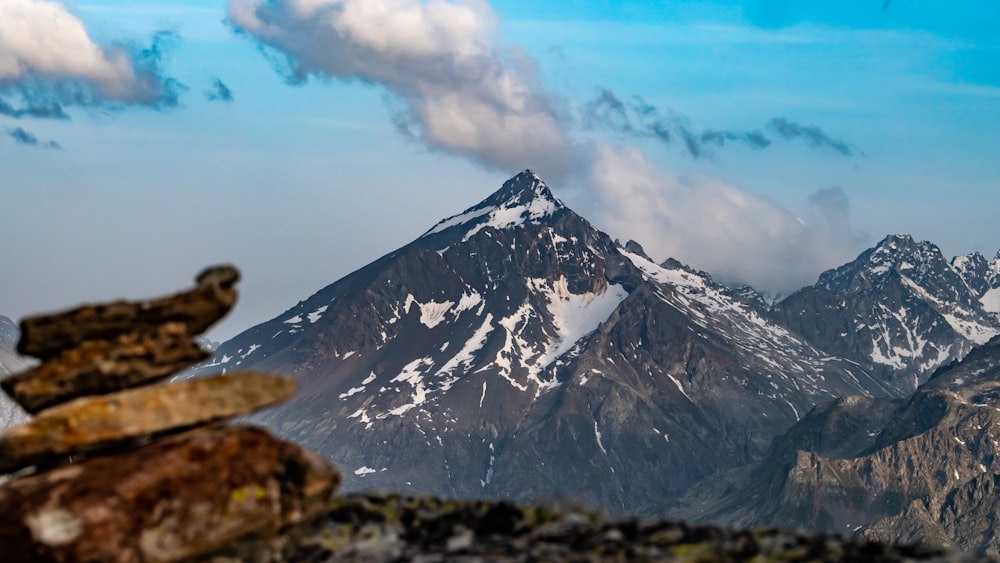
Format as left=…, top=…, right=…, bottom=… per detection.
left=308, top=305, right=328, bottom=324
left=528, top=276, right=628, bottom=372
left=405, top=295, right=455, bottom=329
left=896, top=275, right=998, bottom=344
left=461, top=196, right=559, bottom=242
left=423, top=172, right=561, bottom=241
left=982, top=288, right=1000, bottom=314
left=594, top=421, right=607, bottom=455
left=387, top=357, right=435, bottom=416
left=942, top=313, right=998, bottom=345
left=425, top=206, right=493, bottom=235
left=436, top=314, right=495, bottom=384
left=402, top=290, right=484, bottom=329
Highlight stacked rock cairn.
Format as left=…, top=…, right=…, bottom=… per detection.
left=0, top=266, right=340, bottom=562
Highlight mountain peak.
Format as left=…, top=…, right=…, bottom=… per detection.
left=422, top=171, right=565, bottom=240
left=874, top=233, right=918, bottom=252
left=866, top=234, right=944, bottom=273
left=483, top=169, right=561, bottom=209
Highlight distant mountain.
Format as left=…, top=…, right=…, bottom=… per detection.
left=772, top=235, right=1000, bottom=391
left=952, top=250, right=1000, bottom=316
left=0, top=316, right=30, bottom=427
left=198, top=171, right=896, bottom=513
left=677, top=335, right=1000, bottom=557
left=0, top=315, right=17, bottom=345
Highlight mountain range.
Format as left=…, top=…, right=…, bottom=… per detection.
left=4, top=170, right=1000, bottom=553
left=675, top=334, right=1000, bottom=556
left=190, top=170, right=1000, bottom=530
left=198, top=171, right=882, bottom=510
left=774, top=235, right=1000, bottom=391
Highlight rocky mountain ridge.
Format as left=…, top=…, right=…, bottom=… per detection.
left=198, top=170, right=901, bottom=514
left=676, top=335, right=1000, bottom=556
left=773, top=234, right=1000, bottom=391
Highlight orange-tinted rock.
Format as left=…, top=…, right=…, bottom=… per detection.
left=0, top=373, right=295, bottom=474
left=18, top=265, right=239, bottom=359
left=1, top=322, right=209, bottom=414
left=0, top=423, right=339, bottom=563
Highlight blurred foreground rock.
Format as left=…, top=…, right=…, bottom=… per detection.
left=0, top=424, right=337, bottom=562
left=200, top=492, right=990, bottom=562
left=0, top=372, right=295, bottom=474
left=2, top=322, right=209, bottom=413
left=16, top=265, right=239, bottom=360
left=0, top=266, right=340, bottom=562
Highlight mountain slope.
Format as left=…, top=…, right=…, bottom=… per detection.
left=0, top=316, right=30, bottom=427
left=679, top=335, right=1000, bottom=557
left=952, top=250, right=1000, bottom=317
left=773, top=235, right=1000, bottom=391
left=198, top=171, right=896, bottom=513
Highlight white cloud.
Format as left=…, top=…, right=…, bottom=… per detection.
left=229, top=0, right=869, bottom=295
left=586, top=142, right=865, bottom=294
left=227, top=0, right=575, bottom=180
left=0, top=0, right=178, bottom=106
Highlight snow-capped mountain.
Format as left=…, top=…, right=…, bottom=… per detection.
left=952, top=250, right=1000, bottom=316
left=773, top=235, right=1000, bottom=391
left=198, top=171, right=897, bottom=513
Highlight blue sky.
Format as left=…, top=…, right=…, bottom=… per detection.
left=1, top=0, right=998, bottom=340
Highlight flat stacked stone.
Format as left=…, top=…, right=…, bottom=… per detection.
left=0, top=372, right=296, bottom=474
left=0, top=266, right=340, bottom=562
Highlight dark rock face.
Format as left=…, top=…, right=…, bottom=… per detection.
left=681, top=336, right=1000, bottom=557
left=198, top=171, right=897, bottom=514
left=773, top=235, right=1000, bottom=391
left=0, top=424, right=338, bottom=563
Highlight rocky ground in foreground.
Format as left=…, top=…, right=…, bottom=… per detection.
left=204, top=492, right=990, bottom=562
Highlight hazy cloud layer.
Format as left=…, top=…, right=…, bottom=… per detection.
left=582, top=89, right=855, bottom=160
left=0, top=0, right=182, bottom=111
left=227, top=0, right=576, bottom=180
left=206, top=78, right=234, bottom=103
left=768, top=117, right=855, bottom=156
left=8, top=126, right=61, bottom=149
left=586, top=143, right=864, bottom=294
left=700, top=129, right=771, bottom=150
left=809, top=186, right=867, bottom=246
left=0, top=99, right=69, bottom=120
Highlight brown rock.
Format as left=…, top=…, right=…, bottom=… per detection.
left=17, top=265, right=239, bottom=359
left=2, top=323, right=209, bottom=414
left=0, top=423, right=339, bottom=563
left=0, top=373, right=296, bottom=474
